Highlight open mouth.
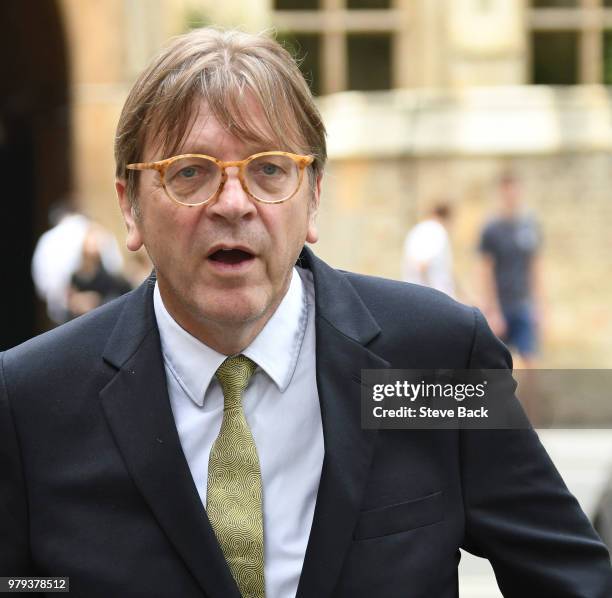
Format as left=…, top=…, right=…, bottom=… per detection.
left=208, top=248, right=255, bottom=265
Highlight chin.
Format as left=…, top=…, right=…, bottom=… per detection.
left=195, top=290, right=272, bottom=326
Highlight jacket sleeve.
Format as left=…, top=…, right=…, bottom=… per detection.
left=460, top=308, right=612, bottom=598
left=0, top=352, right=32, bottom=574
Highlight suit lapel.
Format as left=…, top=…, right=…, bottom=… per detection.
left=100, top=277, right=240, bottom=598
left=296, top=249, right=390, bottom=598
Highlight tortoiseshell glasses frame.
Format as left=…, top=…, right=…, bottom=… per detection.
left=126, top=151, right=314, bottom=207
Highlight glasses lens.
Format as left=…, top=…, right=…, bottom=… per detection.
left=245, top=154, right=300, bottom=202
left=165, top=156, right=221, bottom=205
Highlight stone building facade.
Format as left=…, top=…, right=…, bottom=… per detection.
left=3, top=0, right=611, bottom=368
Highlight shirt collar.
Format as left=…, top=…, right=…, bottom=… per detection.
left=153, top=268, right=308, bottom=406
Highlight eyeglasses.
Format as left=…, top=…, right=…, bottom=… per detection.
left=126, top=151, right=314, bottom=207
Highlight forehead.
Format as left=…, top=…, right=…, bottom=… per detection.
left=145, top=94, right=300, bottom=161
left=184, top=98, right=277, bottom=155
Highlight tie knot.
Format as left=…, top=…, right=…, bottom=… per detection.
left=215, top=355, right=257, bottom=406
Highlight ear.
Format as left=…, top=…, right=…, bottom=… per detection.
left=116, top=179, right=144, bottom=252
left=306, top=173, right=322, bottom=244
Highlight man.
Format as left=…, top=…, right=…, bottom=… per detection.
left=402, top=202, right=455, bottom=297
left=1, top=28, right=610, bottom=598
left=478, top=173, right=543, bottom=368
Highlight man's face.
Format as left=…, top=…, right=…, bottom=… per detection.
left=500, top=179, right=521, bottom=215
left=116, top=98, right=320, bottom=344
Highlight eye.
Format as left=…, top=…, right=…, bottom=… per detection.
left=179, top=166, right=198, bottom=178
left=261, top=162, right=281, bottom=176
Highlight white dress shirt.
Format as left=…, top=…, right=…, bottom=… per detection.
left=153, top=267, right=324, bottom=598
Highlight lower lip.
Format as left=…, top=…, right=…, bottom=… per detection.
left=206, top=255, right=256, bottom=274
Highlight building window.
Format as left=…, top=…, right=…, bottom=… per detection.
left=346, top=0, right=391, bottom=8
left=274, top=0, right=319, bottom=9
left=532, top=0, right=577, bottom=6
left=603, top=31, right=612, bottom=83
left=531, top=32, right=578, bottom=84
left=530, top=0, right=612, bottom=84
left=347, top=34, right=392, bottom=90
left=273, top=0, right=404, bottom=95
left=277, top=32, right=322, bottom=95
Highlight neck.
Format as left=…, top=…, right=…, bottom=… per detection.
left=189, top=317, right=270, bottom=356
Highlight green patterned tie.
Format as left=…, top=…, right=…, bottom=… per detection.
left=207, top=355, right=265, bottom=598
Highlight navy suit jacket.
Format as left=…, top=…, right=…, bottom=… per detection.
left=1, top=247, right=611, bottom=597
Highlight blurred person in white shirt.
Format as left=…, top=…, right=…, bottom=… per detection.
left=31, top=203, right=124, bottom=324
left=402, top=202, right=454, bottom=298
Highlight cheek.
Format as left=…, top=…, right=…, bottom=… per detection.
left=139, top=197, right=200, bottom=263
left=265, top=203, right=310, bottom=260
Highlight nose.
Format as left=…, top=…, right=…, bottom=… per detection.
left=206, top=166, right=256, bottom=221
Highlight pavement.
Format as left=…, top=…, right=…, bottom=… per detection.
left=458, top=429, right=612, bottom=597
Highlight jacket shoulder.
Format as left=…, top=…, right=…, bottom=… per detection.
left=341, top=270, right=474, bottom=325
left=1, top=291, right=132, bottom=382
left=337, top=270, right=500, bottom=368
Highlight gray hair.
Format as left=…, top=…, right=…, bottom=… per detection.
left=114, top=27, right=327, bottom=207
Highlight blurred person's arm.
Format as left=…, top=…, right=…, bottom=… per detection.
left=477, top=223, right=506, bottom=337
left=416, top=260, right=431, bottom=285
left=479, top=254, right=506, bottom=337
left=529, top=249, right=547, bottom=338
